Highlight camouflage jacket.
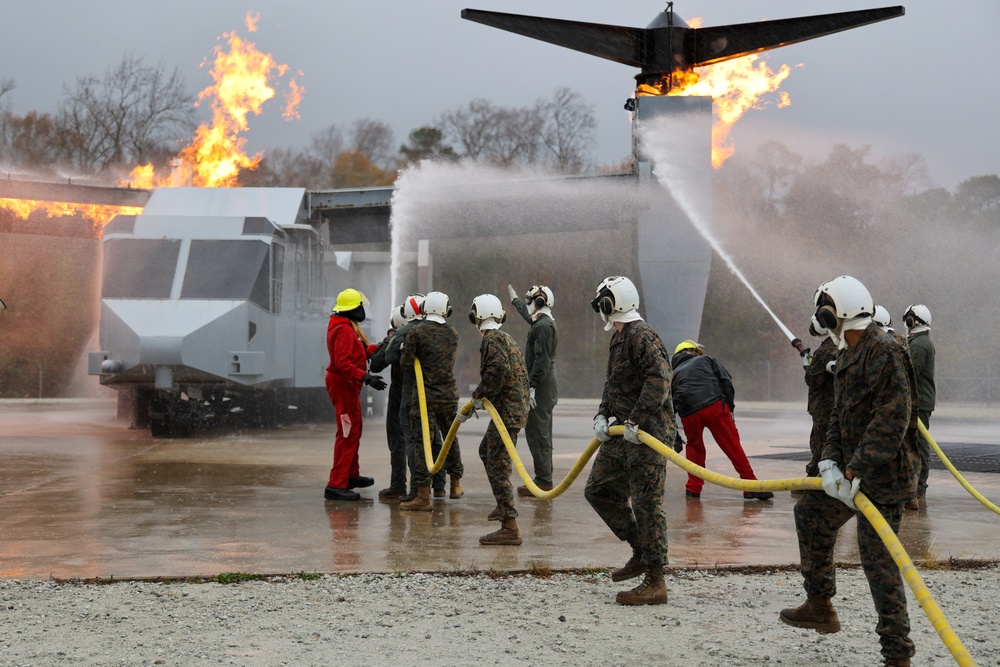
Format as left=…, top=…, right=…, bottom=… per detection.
left=472, top=329, right=529, bottom=428
left=598, top=320, right=676, bottom=443
left=512, top=297, right=558, bottom=389
left=821, top=324, right=920, bottom=504
left=907, top=331, right=936, bottom=413
left=805, top=337, right=836, bottom=420
left=400, top=320, right=460, bottom=406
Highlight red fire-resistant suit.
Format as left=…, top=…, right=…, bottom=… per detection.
left=325, top=315, right=378, bottom=489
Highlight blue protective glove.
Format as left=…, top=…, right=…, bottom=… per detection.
left=623, top=421, right=641, bottom=444
left=818, top=459, right=844, bottom=500
left=593, top=414, right=612, bottom=443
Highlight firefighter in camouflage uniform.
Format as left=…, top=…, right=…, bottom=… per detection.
left=780, top=276, right=920, bottom=667
left=585, top=276, right=677, bottom=606
left=803, top=315, right=837, bottom=480
left=398, top=291, right=465, bottom=511
left=458, top=293, right=530, bottom=546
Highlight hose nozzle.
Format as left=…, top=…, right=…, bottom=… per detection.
left=791, top=338, right=812, bottom=367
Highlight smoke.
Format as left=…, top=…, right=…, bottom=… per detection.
left=387, top=159, right=653, bottom=397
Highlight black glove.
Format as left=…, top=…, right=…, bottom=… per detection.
left=673, top=432, right=685, bottom=453
left=362, top=372, right=387, bottom=391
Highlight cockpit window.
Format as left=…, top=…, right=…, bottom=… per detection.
left=182, top=240, right=271, bottom=309
left=102, top=239, right=180, bottom=298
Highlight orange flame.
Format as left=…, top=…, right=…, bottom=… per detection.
left=637, top=24, right=795, bottom=168
left=1, top=13, right=303, bottom=225
left=283, top=72, right=304, bottom=121
left=0, top=197, right=143, bottom=226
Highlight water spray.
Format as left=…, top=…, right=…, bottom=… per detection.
left=640, top=118, right=800, bottom=350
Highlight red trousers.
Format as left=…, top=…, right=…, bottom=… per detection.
left=680, top=400, right=757, bottom=494
left=326, top=373, right=363, bottom=489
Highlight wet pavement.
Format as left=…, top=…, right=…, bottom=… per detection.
left=2, top=399, right=999, bottom=580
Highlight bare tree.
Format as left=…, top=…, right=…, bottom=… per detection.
left=57, top=54, right=195, bottom=173
left=260, top=124, right=346, bottom=188
left=538, top=87, right=595, bottom=173
left=0, top=78, right=13, bottom=108
left=438, top=99, right=500, bottom=161
left=348, top=119, right=394, bottom=171
left=488, top=105, right=543, bottom=166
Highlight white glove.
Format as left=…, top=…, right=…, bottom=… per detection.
left=818, top=459, right=844, bottom=501
left=825, top=359, right=836, bottom=374
left=473, top=397, right=484, bottom=410
left=837, top=476, right=861, bottom=510
left=507, top=284, right=518, bottom=303
left=455, top=411, right=470, bottom=424
left=593, top=415, right=612, bottom=443
left=529, top=387, right=537, bottom=409
left=623, top=421, right=641, bottom=444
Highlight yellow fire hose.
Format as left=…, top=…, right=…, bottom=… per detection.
left=919, top=419, right=1000, bottom=516
left=411, top=359, right=978, bottom=666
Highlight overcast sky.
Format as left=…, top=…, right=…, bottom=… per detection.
left=1, top=0, right=997, bottom=190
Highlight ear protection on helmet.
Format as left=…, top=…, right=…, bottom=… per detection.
left=903, top=305, right=927, bottom=329
left=468, top=301, right=506, bottom=325
left=590, top=289, right=614, bottom=316
left=815, top=305, right=839, bottom=332
left=526, top=285, right=550, bottom=310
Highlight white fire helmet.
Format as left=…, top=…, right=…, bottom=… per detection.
left=591, top=276, right=640, bottom=317
left=402, top=293, right=426, bottom=321
left=390, top=307, right=407, bottom=330
left=469, top=294, right=506, bottom=330
left=525, top=285, right=555, bottom=310
left=903, top=304, right=932, bottom=329
left=813, top=275, right=873, bottom=331
left=872, top=305, right=892, bottom=331
left=423, top=291, right=452, bottom=324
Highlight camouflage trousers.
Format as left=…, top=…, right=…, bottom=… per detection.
left=794, top=491, right=914, bottom=661
left=479, top=423, right=519, bottom=520
left=408, top=400, right=464, bottom=487
left=584, top=437, right=667, bottom=567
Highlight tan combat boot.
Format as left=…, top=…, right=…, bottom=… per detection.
left=399, top=485, right=433, bottom=512
left=883, top=658, right=911, bottom=667
left=611, top=541, right=647, bottom=582
left=487, top=506, right=500, bottom=521
left=616, top=562, right=667, bottom=605
left=779, top=594, right=841, bottom=633
left=450, top=475, right=464, bottom=499
left=479, top=518, right=522, bottom=545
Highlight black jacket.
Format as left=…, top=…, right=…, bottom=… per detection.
left=670, top=352, right=735, bottom=419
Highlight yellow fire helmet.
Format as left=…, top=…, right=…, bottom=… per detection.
left=332, top=288, right=370, bottom=313
left=674, top=339, right=703, bottom=356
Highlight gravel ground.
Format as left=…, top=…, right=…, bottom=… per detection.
left=2, top=566, right=999, bottom=667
